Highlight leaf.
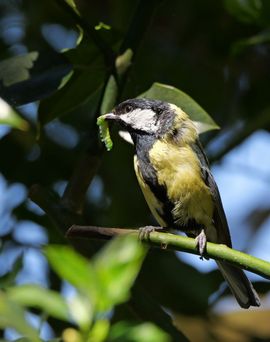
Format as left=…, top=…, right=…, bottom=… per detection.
left=115, top=49, right=133, bottom=77
left=139, top=83, right=219, bottom=133
left=0, top=98, right=28, bottom=131
left=108, top=321, right=171, bottom=342
left=88, top=319, right=110, bottom=342
left=0, top=50, right=72, bottom=105
left=0, top=52, right=38, bottom=87
left=45, top=245, right=98, bottom=301
left=100, top=75, right=118, bottom=114
left=38, top=67, right=105, bottom=125
left=93, top=235, right=146, bottom=311
left=231, top=29, right=270, bottom=55
left=224, top=0, right=262, bottom=24
left=64, top=0, right=80, bottom=15
left=7, top=285, right=69, bottom=321
left=0, top=292, right=40, bottom=342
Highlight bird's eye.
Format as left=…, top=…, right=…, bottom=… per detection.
left=124, top=105, right=133, bottom=113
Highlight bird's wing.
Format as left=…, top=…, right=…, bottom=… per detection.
left=192, top=140, right=232, bottom=247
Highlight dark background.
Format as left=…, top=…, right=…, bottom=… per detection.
left=1, top=0, right=270, bottom=340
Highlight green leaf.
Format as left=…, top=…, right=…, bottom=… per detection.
left=64, top=0, right=80, bottom=15
left=224, top=0, right=262, bottom=24
left=108, top=322, right=170, bottom=342
left=1, top=50, right=72, bottom=105
left=0, top=98, right=28, bottom=131
left=0, top=52, right=38, bottom=87
left=115, top=49, right=133, bottom=77
left=95, top=22, right=111, bottom=31
left=0, top=291, right=40, bottom=342
left=45, top=245, right=98, bottom=301
left=231, top=29, right=270, bottom=55
left=7, top=285, right=69, bottom=321
left=139, top=82, right=219, bottom=133
left=94, top=235, right=146, bottom=311
left=68, top=293, right=93, bottom=330
left=100, top=75, right=118, bottom=114
left=88, top=319, right=110, bottom=342
left=38, top=67, right=104, bottom=125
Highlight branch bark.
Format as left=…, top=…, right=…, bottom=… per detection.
left=67, top=225, right=270, bottom=280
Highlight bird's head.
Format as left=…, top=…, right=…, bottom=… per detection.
left=103, top=98, right=197, bottom=144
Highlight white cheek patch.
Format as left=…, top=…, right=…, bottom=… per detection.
left=121, top=108, right=158, bottom=133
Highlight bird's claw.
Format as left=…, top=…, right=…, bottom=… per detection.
left=138, top=226, right=157, bottom=240
left=195, top=229, right=207, bottom=259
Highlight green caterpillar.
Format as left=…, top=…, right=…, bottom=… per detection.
left=97, top=116, right=113, bottom=151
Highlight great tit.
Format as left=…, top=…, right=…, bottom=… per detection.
left=103, top=98, right=260, bottom=308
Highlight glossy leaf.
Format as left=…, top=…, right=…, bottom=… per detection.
left=93, top=234, right=146, bottom=311
left=7, top=285, right=69, bottom=321
left=0, top=98, right=28, bottom=131
left=139, top=83, right=219, bottom=133
left=0, top=292, right=40, bottom=342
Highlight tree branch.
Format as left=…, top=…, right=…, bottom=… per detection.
left=67, top=225, right=270, bottom=280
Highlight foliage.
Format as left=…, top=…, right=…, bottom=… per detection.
left=0, top=0, right=270, bottom=341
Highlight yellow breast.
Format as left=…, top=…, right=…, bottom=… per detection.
left=148, top=140, right=214, bottom=228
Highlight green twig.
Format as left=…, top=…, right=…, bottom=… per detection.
left=67, top=225, right=270, bottom=280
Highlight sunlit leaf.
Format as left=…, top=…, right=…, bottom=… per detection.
left=1, top=50, right=72, bottom=105
left=100, top=75, right=118, bottom=114
left=108, top=321, right=170, bottom=342
left=95, top=22, right=111, bottom=31
left=88, top=319, right=110, bottom=342
left=0, top=292, right=40, bottom=342
left=0, top=52, right=38, bottom=87
left=94, top=234, right=146, bottom=311
left=115, top=49, right=133, bottom=76
left=68, top=294, right=93, bottom=329
left=7, top=285, right=69, bottom=321
left=0, top=98, right=28, bottom=131
left=64, top=0, right=80, bottom=15
left=45, top=245, right=98, bottom=301
left=139, top=83, right=219, bottom=133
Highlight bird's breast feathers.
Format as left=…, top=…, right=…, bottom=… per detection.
left=134, top=139, right=214, bottom=231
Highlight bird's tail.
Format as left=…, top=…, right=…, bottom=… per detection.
left=217, top=261, right=260, bottom=308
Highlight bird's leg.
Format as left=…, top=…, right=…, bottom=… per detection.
left=138, top=226, right=165, bottom=240
left=195, top=229, right=207, bottom=259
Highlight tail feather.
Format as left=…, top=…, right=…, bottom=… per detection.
left=217, top=261, right=260, bottom=308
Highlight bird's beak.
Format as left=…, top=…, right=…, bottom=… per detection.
left=102, top=113, right=118, bottom=121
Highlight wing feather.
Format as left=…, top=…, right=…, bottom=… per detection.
left=192, top=140, right=232, bottom=246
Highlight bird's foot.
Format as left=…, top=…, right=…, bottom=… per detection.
left=195, top=229, right=207, bottom=259
left=138, top=226, right=164, bottom=241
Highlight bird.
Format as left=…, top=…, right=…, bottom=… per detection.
left=102, top=98, right=260, bottom=308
